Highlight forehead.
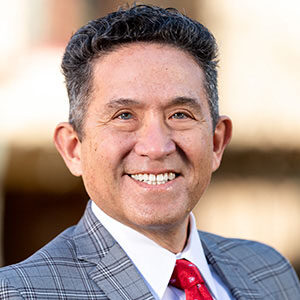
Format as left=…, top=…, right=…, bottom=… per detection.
left=91, top=42, right=208, bottom=109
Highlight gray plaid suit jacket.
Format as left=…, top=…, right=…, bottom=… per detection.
left=0, top=200, right=299, bottom=299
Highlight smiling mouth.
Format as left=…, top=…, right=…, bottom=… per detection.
left=129, top=172, right=179, bottom=185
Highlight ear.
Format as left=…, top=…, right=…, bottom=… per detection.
left=53, top=122, right=82, bottom=177
left=212, top=115, right=232, bottom=172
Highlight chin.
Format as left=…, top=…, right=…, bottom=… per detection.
left=127, top=208, right=190, bottom=231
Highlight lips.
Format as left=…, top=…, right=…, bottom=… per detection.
left=129, top=172, right=178, bottom=185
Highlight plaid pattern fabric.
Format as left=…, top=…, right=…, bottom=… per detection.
left=0, top=200, right=299, bottom=299
left=0, top=201, right=154, bottom=300
left=200, top=231, right=300, bottom=299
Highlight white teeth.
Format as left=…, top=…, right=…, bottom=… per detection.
left=157, top=174, right=163, bottom=181
left=149, top=174, right=155, bottom=181
left=130, top=172, right=177, bottom=185
left=169, top=172, right=176, bottom=180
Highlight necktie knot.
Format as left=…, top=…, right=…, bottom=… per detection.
left=169, top=259, right=213, bottom=300
left=170, top=259, right=204, bottom=289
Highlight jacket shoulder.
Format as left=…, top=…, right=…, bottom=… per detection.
left=0, top=226, right=98, bottom=298
left=199, top=230, right=300, bottom=298
left=0, top=225, right=77, bottom=270
left=199, top=230, right=291, bottom=263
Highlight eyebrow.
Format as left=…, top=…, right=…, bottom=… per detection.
left=104, top=98, right=141, bottom=111
left=104, top=96, right=203, bottom=112
left=167, top=96, right=203, bottom=111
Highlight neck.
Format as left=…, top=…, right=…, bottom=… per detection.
left=134, top=217, right=190, bottom=254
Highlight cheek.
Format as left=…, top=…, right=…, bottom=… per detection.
left=175, top=130, right=214, bottom=164
left=195, top=138, right=214, bottom=178
left=85, top=131, right=136, bottom=174
left=101, top=131, right=136, bottom=160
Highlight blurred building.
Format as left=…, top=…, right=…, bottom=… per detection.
left=0, top=0, right=299, bottom=276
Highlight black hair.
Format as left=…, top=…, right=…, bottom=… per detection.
left=61, top=4, right=219, bottom=139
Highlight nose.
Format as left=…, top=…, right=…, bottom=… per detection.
left=134, top=116, right=176, bottom=160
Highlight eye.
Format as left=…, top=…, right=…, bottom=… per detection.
left=117, top=112, right=133, bottom=120
left=171, top=112, right=190, bottom=119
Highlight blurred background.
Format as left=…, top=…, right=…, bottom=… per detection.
left=0, top=0, right=299, bottom=277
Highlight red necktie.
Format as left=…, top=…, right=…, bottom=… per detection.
left=169, top=259, right=213, bottom=300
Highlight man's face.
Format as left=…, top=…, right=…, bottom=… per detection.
left=77, top=43, right=223, bottom=232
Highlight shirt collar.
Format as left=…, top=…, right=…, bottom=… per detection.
left=177, top=214, right=218, bottom=299
left=91, top=201, right=218, bottom=299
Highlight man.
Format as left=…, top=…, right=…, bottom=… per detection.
left=0, top=4, right=299, bottom=299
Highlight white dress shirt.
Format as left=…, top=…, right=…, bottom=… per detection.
left=91, top=201, right=234, bottom=299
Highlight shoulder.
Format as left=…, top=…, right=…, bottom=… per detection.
left=199, top=230, right=300, bottom=297
left=199, top=230, right=291, bottom=264
left=0, top=226, right=83, bottom=297
left=0, top=225, right=77, bottom=272
left=199, top=230, right=284, bottom=260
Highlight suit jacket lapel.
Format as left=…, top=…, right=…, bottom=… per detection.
left=200, top=231, right=264, bottom=300
left=73, top=201, right=154, bottom=300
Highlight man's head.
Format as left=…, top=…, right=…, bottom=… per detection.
left=61, top=4, right=219, bottom=140
left=55, top=4, right=232, bottom=251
